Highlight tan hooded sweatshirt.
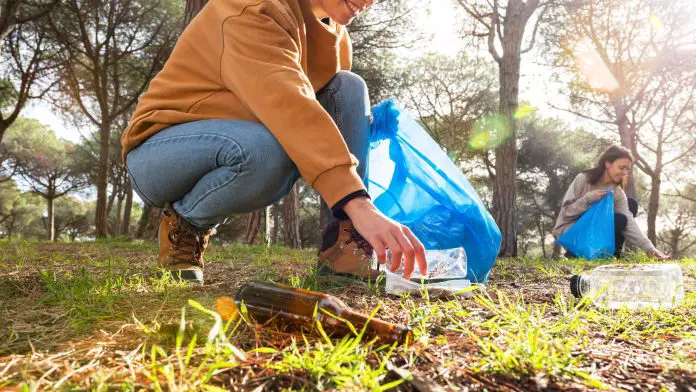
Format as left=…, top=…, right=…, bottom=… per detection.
left=120, top=0, right=364, bottom=208
left=553, top=173, right=657, bottom=253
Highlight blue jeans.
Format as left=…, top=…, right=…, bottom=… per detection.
left=126, top=71, right=371, bottom=229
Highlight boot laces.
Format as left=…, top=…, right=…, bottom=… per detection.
left=343, top=228, right=373, bottom=259
left=167, top=225, right=205, bottom=268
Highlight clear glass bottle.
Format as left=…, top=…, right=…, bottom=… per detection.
left=383, top=247, right=467, bottom=280
left=382, top=247, right=470, bottom=296
left=570, top=264, right=684, bottom=309
left=217, top=281, right=412, bottom=343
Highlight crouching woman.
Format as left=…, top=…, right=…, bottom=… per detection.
left=553, top=145, right=668, bottom=260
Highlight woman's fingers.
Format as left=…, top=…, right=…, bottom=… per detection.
left=385, top=233, right=402, bottom=273
left=341, top=198, right=426, bottom=280
left=372, top=238, right=387, bottom=264
left=382, top=226, right=427, bottom=280
left=402, top=226, right=427, bottom=276
left=391, top=229, right=416, bottom=279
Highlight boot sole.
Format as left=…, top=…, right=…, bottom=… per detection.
left=316, top=264, right=382, bottom=285
left=157, top=269, right=204, bottom=285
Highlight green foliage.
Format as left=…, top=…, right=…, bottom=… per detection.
left=348, top=0, right=424, bottom=103
left=0, top=180, right=43, bottom=238
left=400, top=52, right=498, bottom=166
left=466, top=291, right=598, bottom=384
left=48, top=0, right=183, bottom=127
left=1, top=241, right=694, bottom=389
left=39, top=267, right=127, bottom=331
left=270, top=335, right=401, bottom=391
left=2, top=118, right=88, bottom=239
left=657, top=186, right=696, bottom=258
left=0, top=2, right=56, bottom=141
left=53, top=196, right=90, bottom=240
left=515, top=116, right=609, bottom=256
left=0, top=77, right=17, bottom=111
left=4, top=118, right=86, bottom=193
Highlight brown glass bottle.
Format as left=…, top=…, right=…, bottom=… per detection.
left=227, top=281, right=412, bottom=344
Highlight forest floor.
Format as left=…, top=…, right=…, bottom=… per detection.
left=0, top=239, right=694, bottom=391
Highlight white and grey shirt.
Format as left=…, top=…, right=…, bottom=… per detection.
left=552, top=173, right=657, bottom=253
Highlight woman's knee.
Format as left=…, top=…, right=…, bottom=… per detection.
left=614, top=213, right=628, bottom=231
left=242, top=134, right=299, bottom=200
left=322, top=71, right=371, bottom=156
left=330, top=71, right=369, bottom=107
left=627, top=197, right=638, bottom=217
left=334, top=70, right=368, bottom=92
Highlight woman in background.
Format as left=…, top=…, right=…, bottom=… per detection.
left=553, top=145, right=668, bottom=260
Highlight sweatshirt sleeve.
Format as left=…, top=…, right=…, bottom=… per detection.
left=615, top=189, right=657, bottom=253
left=219, top=6, right=365, bottom=208
left=553, top=173, right=594, bottom=237
left=559, top=174, right=593, bottom=220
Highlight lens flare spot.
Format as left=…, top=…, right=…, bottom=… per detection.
left=572, top=37, right=620, bottom=93
left=469, top=114, right=509, bottom=150
left=514, top=102, right=537, bottom=119
left=648, top=14, right=663, bottom=30
left=215, top=296, right=239, bottom=321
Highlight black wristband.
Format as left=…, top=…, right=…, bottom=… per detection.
left=331, top=190, right=370, bottom=220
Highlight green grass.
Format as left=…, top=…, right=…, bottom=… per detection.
left=0, top=239, right=694, bottom=390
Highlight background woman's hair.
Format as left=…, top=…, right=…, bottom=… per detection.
left=583, top=144, right=634, bottom=187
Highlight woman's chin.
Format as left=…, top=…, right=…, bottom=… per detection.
left=329, top=7, right=357, bottom=25
left=333, top=14, right=355, bottom=25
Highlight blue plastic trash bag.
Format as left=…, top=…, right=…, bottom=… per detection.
left=368, top=99, right=501, bottom=283
left=557, top=192, right=615, bottom=260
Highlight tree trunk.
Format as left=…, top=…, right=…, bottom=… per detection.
left=265, top=205, right=273, bottom=244
left=106, top=184, right=117, bottom=225
left=46, top=196, right=55, bottom=241
left=520, top=242, right=528, bottom=256
left=0, top=122, right=9, bottom=147
left=493, top=39, right=522, bottom=258
left=647, top=172, right=661, bottom=244
left=122, top=178, right=133, bottom=236
left=319, top=206, right=329, bottom=229
left=271, top=202, right=281, bottom=244
left=552, top=242, right=562, bottom=260
left=537, top=219, right=547, bottom=259
left=244, top=210, right=263, bottom=245
left=613, top=100, right=638, bottom=198
left=283, top=183, right=301, bottom=249
left=114, top=191, right=123, bottom=237
left=136, top=204, right=161, bottom=240
left=95, top=123, right=111, bottom=238
left=136, top=204, right=151, bottom=238
left=668, top=228, right=680, bottom=259
left=317, top=205, right=329, bottom=247
left=184, top=0, right=208, bottom=25
left=106, top=168, right=121, bottom=219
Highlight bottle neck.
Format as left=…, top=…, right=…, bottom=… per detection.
left=570, top=275, right=590, bottom=298
left=339, top=309, right=412, bottom=344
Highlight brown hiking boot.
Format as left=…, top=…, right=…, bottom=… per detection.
left=317, top=220, right=381, bottom=283
left=158, top=203, right=215, bottom=284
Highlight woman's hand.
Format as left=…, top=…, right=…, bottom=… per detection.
left=343, top=197, right=427, bottom=280
left=649, top=249, right=670, bottom=260
left=586, top=189, right=609, bottom=204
